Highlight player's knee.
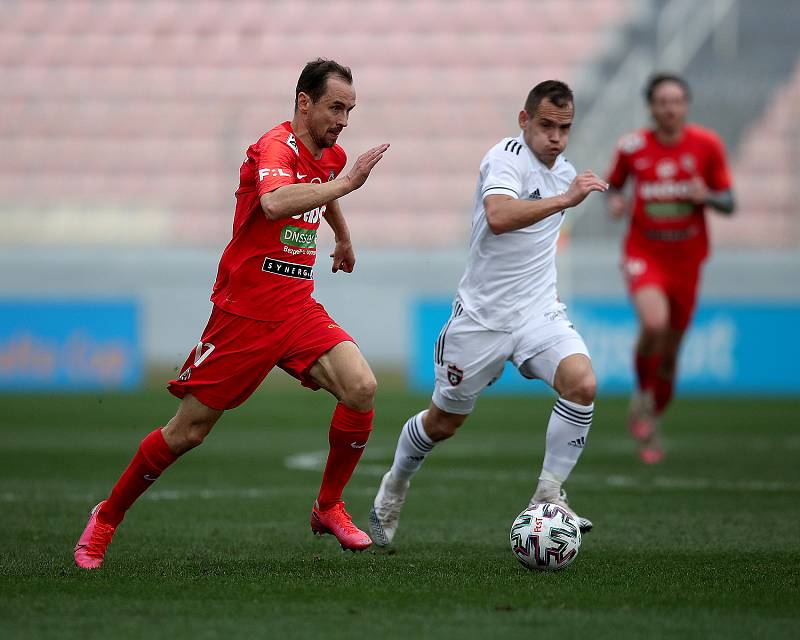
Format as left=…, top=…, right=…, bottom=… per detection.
left=424, top=412, right=466, bottom=442
left=340, top=373, right=377, bottom=411
left=182, top=427, right=208, bottom=451
left=562, top=371, right=596, bottom=406
left=164, top=416, right=215, bottom=455
left=641, top=317, right=669, bottom=340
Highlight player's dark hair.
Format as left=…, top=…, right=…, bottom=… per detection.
left=644, top=72, right=691, bottom=103
left=295, top=58, right=353, bottom=110
left=524, top=80, right=573, bottom=115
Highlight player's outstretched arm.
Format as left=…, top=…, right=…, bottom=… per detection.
left=260, top=144, right=390, bottom=220
left=324, top=199, right=356, bottom=273
left=485, top=171, right=608, bottom=235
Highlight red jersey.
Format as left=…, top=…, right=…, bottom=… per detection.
left=607, top=124, right=732, bottom=263
left=210, top=122, right=346, bottom=321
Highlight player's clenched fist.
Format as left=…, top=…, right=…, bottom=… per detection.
left=345, top=143, right=390, bottom=191
left=562, top=170, right=608, bottom=208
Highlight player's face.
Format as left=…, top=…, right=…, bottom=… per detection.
left=301, top=76, right=356, bottom=149
left=649, top=81, right=688, bottom=134
left=520, top=98, right=573, bottom=168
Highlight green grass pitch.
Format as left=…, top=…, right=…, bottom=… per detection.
left=1, top=379, right=798, bottom=639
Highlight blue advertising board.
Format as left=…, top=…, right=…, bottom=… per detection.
left=410, top=298, right=800, bottom=395
left=0, top=300, right=142, bottom=391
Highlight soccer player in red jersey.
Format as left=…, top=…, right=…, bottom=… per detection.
left=74, top=59, right=390, bottom=568
left=606, top=73, right=735, bottom=464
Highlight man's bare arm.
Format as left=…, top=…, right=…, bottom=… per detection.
left=485, top=171, right=608, bottom=235
left=324, top=199, right=355, bottom=273
left=260, top=143, right=389, bottom=220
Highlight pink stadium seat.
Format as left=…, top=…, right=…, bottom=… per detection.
left=0, top=0, right=639, bottom=248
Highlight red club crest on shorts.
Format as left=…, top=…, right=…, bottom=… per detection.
left=447, top=364, right=464, bottom=386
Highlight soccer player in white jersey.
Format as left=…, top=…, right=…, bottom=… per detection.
left=368, top=80, right=608, bottom=546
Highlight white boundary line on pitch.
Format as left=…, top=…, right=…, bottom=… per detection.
left=286, top=449, right=800, bottom=494
left=3, top=449, right=798, bottom=504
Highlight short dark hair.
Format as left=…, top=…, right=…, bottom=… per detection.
left=644, top=72, right=691, bottom=103
left=295, top=58, right=353, bottom=110
left=524, top=80, right=574, bottom=115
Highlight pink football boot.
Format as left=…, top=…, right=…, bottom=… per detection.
left=310, top=501, right=372, bottom=551
left=74, top=501, right=116, bottom=569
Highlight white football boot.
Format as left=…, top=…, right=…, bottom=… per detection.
left=529, top=488, right=593, bottom=533
left=368, top=471, right=410, bottom=546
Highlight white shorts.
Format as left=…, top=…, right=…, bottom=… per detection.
left=431, top=299, right=590, bottom=415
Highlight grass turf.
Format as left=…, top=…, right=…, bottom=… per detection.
left=1, top=381, right=799, bottom=639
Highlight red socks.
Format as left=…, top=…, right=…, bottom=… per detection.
left=636, top=351, right=675, bottom=415
left=316, top=403, right=374, bottom=511
left=97, top=406, right=373, bottom=526
left=98, top=428, right=178, bottom=527
left=635, top=352, right=660, bottom=394
left=654, top=375, right=674, bottom=414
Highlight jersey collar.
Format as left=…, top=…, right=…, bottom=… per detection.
left=282, top=121, right=316, bottom=160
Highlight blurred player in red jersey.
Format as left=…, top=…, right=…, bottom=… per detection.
left=606, top=73, right=735, bottom=464
left=74, top=59, right=390, bottom=568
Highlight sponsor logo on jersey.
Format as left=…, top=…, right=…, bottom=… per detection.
left=644, top=200, right=695, bottom=219
left=619, top=132, right=645, bottom=154
left=280, top=225, right=317, bottom=249
left=644, top=226, right=698, bottom=241
left=258, top=168, right=292, bottom=181
left=680, top=153, right=697, bottom=173
left=528, top=188, right=542, bottom=200
left=291, top=204, right=326, bottom=224
left=655, top=159, right=678, bottom=179
left=639, top=179, right=694, bottom=202
left=296, top=172, right=307, bottom=180
left=262, top=258, right=313, bottom=280
left=447, top=363, right=464, bottom=386
left=328, top=170, right=336, bottom=182
left=285, top=133, right=299, bottom=155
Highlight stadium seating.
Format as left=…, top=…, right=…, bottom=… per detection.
left=710, top=58, right=800, bottom=248
left=0, top=0, right=677, bottom=248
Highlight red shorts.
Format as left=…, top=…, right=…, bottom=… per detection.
left=622, top=251, right=703, bottom=331
left=168, top=302, right=354, bottom=410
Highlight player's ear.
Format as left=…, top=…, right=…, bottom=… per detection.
left=518, top=109, right=529, bottom=129
left=297, top=92, right=311, bottom=114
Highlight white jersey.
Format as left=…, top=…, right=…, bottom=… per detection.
left=456, top=134, right=577, bottom=332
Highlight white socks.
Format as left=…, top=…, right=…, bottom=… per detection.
left=536, top=397, right=593, bottom=498
left=389, top=411, right=435, bottom=485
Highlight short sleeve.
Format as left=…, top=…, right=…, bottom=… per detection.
left=256, top=136, right=299, bottom=197
left=704, top=134, right=732, bottom=191
left=482, top=144, right=525, bottom=199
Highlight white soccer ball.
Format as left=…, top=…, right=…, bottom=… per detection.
left=509, top=502, right=582, bottom=571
